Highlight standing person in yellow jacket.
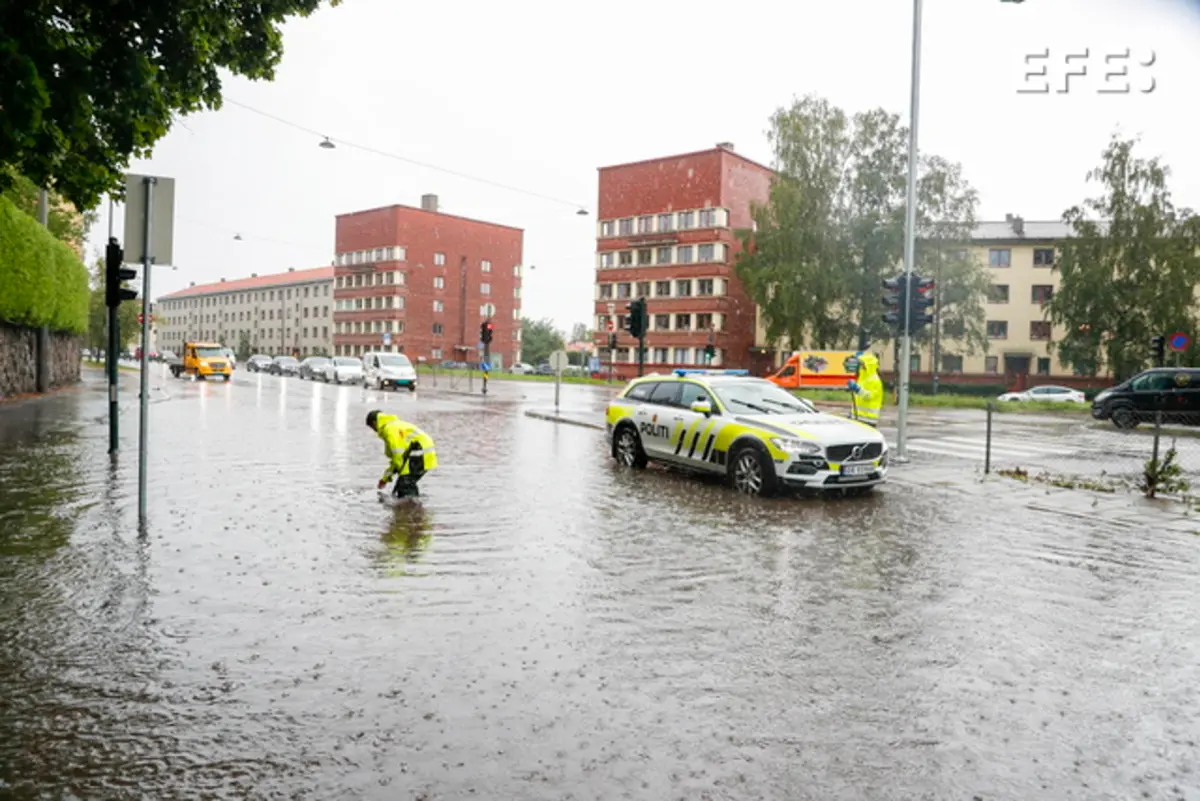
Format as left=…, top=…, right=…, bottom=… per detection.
left=366, top=410, right=439, bottom=498
left=847, top=352, right=884, bottom=428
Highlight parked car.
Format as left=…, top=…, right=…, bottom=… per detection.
left=536, top=363, right=553, bottom=376
left=509, top=362, right=534, bottom=374
left=246, top=354, right=273, bottom=372
left=1091, top=367, right=1200, bottom=429
left=269, top=355, right=300, bottom=376
left=362, top=351, right=418, bottom=391
left=318, top=356, right=364, bottom=384
left=997, top=385, right=1085, bottom=403
left=298, top=356, right=331, bottom=380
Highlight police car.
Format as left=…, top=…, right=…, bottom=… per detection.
left=605, top=369, right=888, bottom=497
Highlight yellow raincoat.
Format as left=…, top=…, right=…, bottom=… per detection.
left=850, top=353, right=884, bottom=426
left=375, top=413, right=439, bottom=485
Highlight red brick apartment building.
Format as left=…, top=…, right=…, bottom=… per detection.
left=333, top=194, right=524, bottom=367
left=593, top=143, right=774, bottom=375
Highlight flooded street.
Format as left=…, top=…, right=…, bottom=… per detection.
left=2, top=370, right=1199, bottom=800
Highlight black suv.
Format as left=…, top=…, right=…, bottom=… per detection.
left=1091, top=367, right=1200, bottom=429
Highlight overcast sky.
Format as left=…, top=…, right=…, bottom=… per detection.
left=88, top=0, right=1198, bottom=335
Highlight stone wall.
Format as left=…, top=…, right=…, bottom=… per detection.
left=0, top=321, right=81, bottom=399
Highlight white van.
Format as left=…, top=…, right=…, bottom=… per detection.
left=362, top=351, right=418, bottom=391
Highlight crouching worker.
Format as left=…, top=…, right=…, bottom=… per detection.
left=366, top=410, right=439, bottom=498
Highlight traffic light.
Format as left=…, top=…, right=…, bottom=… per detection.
left=105, top=238, right=137, bottom=308
left=480, top=319, right=494, bottom=344
left=882, top=275, right=907, bottom=332
left=1151, top=335, right=1165, bottom=366
left=626, top=298, right=648, bottom=338
left=704, top=343, right=716, bottom=363
left=907, top=274, right=935, bottom=335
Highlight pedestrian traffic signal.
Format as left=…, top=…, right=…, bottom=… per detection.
left=1151, top=334, right=1165, bottom=366
left=626, top=298, right=648, bottom=338
left=882, top=275, right=907, bottom=332
left=908, top=274, right=935, bottom=335
left=704, top=343, right=715, bottom=363
left=480, top=319, right=494, bottom=344
left=105, top=238, right=137, bottom=308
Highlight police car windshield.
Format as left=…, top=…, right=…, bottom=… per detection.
left=713, top=381, right=815, bottom=415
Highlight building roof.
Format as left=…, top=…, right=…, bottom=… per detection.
left=157, top=266, right=333, bottom=301
left=598, top=144, right=776, bottom=177
left=968, top=218, right=1108, bottom=242
left=335, top=203, right=524, bottom=233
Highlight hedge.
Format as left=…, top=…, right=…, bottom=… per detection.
left=0, top=195, right=89, bottom=334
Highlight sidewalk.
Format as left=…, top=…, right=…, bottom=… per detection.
left=524, top=408, right=604, bottom=430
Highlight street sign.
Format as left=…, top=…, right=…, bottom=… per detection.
left=588, top=356, right=601, bottom=373
left=549, top=350, right=570, bottom=373
left=477, top=341, right=484, bottom=350
left=122, top=174, right=176, bottom=265
left=480, top=361, right=491, bottom=372
left=383, top=332, right=392, bottom=346
left=1168, top=332, right=1190, bottom=352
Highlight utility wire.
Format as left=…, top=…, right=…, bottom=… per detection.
left=223, top=97, right=589, bottom=213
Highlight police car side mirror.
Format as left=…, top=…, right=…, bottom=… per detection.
left=690, top=399, right=713, bottom=416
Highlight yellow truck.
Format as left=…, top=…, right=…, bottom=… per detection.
left=171, top=341, right=233, bottom=381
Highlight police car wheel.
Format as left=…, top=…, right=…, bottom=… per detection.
left=730, top=444, right=777, bottom=497
left=613, top=425, right=647, bottom=469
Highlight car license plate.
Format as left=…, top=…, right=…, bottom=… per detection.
left=841, top=463, right=874, bottom=477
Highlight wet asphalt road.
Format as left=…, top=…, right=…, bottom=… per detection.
left=1, top=368, right=1199, bottom=800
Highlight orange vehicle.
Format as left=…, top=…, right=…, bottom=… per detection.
left=766, top=350, right=860, bottom=389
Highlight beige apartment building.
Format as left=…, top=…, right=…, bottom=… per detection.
left=155, top=266, right=335, bottom=357
left=756, top=216, right=1077, bottom=379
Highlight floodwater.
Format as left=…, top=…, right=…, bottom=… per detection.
left=1, top=369, right=1198, bottom=800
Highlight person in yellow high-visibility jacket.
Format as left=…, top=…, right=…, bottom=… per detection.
left=847, top=352, right=884, bottom=427
left=367, top=410, right=439, bottom=498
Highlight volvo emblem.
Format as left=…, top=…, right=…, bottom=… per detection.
left=849, top=445, right=865, bottom=461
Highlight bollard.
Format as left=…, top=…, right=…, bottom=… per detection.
left=984, top=401, right=993, bottom=474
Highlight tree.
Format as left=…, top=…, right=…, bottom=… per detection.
left=736, top=94, right=989, bottom=356
left=85, top=254, right=138, bottom=355
left=1, top=0, right=341, bottom=211
left=0, top=171, right=95, bottom=250
left=1045, top=135, right=1200, bottom=380
left=569, top=322, right=592, bottom=343
left=236, top=331, right=252, bottom=362
left=520, top=317, right=565, bottom=366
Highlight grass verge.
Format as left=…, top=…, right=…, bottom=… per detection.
left=794, top=388, right=1090, bottom=414
left=417, top=366, right=617, bottom=387
left=83, top=360, right=138, bottom=372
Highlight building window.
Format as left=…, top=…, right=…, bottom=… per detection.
left=636, top=281, right=651, bottom=298
left=600, top=221, right=614, bottom=237
left=637, top=249, right=652, bottom=266
left=481, top=283, right=491, bottom=295
left=656, top=247, right=672, bottom=265
left=601, top=252, right=615, bottom=268
left=674, top=347, right=691, bottom=365
left=1037, top=357, right=1051, bottom=375
left=678, top=211, right=694, bottom=229
left=986, top=321, right=1008, bottom=339
left=653, top=347, right=668, bottom=363
left=654, top=314, right=670, bottom=330
left=618, top=218, right=633, bottom=235
left=1033, top=248, right=1055, bottom=266
left=433, top=300, right=444, bottom=312
left=433, top=323, right=444, bottom=335
left=696, top=313, right=713, bottom=330
left=677, top=246, right=694, bottom=264
left=988, top=284, right=1010, bottom=303
left=1032, top=285, right=1054, bottom=304
left=637, top=216, right=653, bottom=234
left=657, top=213, right=673, bottom=232
left=434, top=252, right=446, bottom=266
left=698, top=244, right=715, bottom=262
left=616, top=282, right=631, bottom=299
left=989, top=248, right=1011, bottom=267
left=481, top=303, right=496, bottom=317
left=941, top=354, right=963, bottom=373
left=481, top=260, right=492, bottom=272
left=655, top=280, right=671, bottom=297
left=696, top=278, right=714, bottom=295
left=675, top=313, right=692, bottom=330
left=618, top=251, right=632, bottom=266
left=675, top=279, right=692, bottom=297
left=599, top=284, right=613, bottom=299
left=1030, top=321, right=1052, bottom=340
left=698, top=209, right=716, bottom=227
left=513, top=264, right=521, bottom=277
left=985, top=356, right=999, bottom=374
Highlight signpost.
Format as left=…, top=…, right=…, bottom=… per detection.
left=549, top=349, right=569, bottom=412
left=1168, top=332, right=1190, bottom=352
left=123, top=174, right=176, bottom=528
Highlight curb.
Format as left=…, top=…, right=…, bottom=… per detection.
left=524, top=410, right=605, bottom=431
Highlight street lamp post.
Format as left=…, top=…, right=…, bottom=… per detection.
left=895, top=0, right=924, bottom=464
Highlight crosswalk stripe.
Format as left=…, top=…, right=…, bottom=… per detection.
left=935, top=435, right=1074, bottom=459
left=893, top=439, right=1073, bottom=462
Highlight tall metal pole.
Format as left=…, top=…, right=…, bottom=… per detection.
left=36, top=190, right=51, bottom=393
left=137, top=177, right=156, bottom=525
left=895, top=0, right=923, bottom=463
left=108, top=198, right=119, bottom=453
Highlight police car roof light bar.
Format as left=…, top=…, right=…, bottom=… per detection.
left=672, top=368, right=750, bottom=376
